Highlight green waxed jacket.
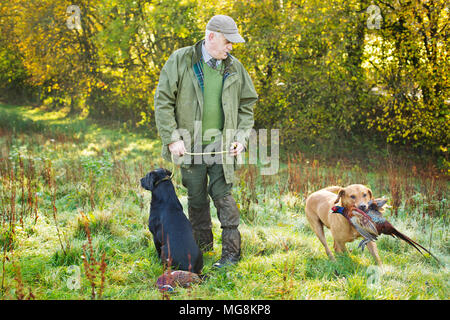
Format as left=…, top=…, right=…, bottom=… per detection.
left=154, top=40, right=258, bottom=184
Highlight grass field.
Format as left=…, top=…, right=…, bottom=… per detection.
left=0, top=103, right=448, bottom=300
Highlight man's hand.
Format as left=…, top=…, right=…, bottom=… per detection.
left=229, top=142, right=244, bottom=156
left=168, top=140, right=186, bottom=156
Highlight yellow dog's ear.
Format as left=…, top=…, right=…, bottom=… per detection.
left=334, top=188, right=345, bottom=204
left=367, top=187, right=373, bottom=200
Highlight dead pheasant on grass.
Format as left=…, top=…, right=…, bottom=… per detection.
left=156, top=270, right=202, bottom=292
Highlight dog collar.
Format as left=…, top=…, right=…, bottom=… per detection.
left=154, top=175, right=171, bottom=187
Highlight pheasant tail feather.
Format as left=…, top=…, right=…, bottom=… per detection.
left=391, top=228, right=441, bottom=264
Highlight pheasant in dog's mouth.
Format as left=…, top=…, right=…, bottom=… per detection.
left=331, top=199, right=441, bottom=264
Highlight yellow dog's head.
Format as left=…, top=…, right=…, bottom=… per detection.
left=334, top=184, right=373, bottom=212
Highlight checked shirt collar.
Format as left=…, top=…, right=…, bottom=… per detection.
left=201, top=40, right=222, bottom=69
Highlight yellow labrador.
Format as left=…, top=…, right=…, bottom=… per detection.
left=305, top=184, right=382, bottom=265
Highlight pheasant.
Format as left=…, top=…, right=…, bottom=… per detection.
left=331, top=204, right=379, bottom=250
left=332, top=199, right=441, bottom=263
left=156, top=270, right=201, bottom=292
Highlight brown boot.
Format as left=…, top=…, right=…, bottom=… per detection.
left=188, top=205, right=213, bottom=252
left=213, top=228, right=241, bottom=268
left=212, top=195, right=241, bottom=268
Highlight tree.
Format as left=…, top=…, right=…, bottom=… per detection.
left=365, top=0, right=449, bottom=157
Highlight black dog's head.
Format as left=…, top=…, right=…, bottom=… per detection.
left=140, top=168, right=172, bottom=191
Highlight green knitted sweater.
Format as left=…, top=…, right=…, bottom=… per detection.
left=201, top=60, right=224, bottom=145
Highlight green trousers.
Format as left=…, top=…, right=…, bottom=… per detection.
left=181, top=155, right=241, bottom=262
left=180, top=159, right=240, bottom=250
left=180, top=162, right=233, bottom=209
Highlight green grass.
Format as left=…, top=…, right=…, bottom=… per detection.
left=0, top=103, right=448, bottom=300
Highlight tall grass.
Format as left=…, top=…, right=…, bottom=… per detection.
left=0, top=104, right=448, bottom=300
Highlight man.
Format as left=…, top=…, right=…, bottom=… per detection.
left=154, top=15, right=258, bottom=268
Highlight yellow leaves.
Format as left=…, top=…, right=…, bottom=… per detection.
left=96, top=81, right=108, bottom=90
left=402, top=129, right=410, bottom=138
left=178, top=26, right=189, bottom=38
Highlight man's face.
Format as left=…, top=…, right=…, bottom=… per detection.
left=207, top=32, right=233, bottom=60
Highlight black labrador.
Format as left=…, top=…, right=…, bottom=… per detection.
left=140, top=168, right=203, bottom=274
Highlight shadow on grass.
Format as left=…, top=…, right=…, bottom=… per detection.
left=0, top=103, right=158, bottom=144
left=0, top=104, right=86, bottom=143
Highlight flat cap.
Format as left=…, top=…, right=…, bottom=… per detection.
left=206, top=15, right=245, bottom=43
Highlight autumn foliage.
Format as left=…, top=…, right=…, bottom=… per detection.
left=0, top=0, right=448, bottom=161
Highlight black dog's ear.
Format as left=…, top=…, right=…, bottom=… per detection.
left=164, top=169, right=172, bottom=177
left=140, top=172, right=155, bottom=191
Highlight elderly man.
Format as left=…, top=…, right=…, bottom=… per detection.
left=154, top=15, right=258, bottom=268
